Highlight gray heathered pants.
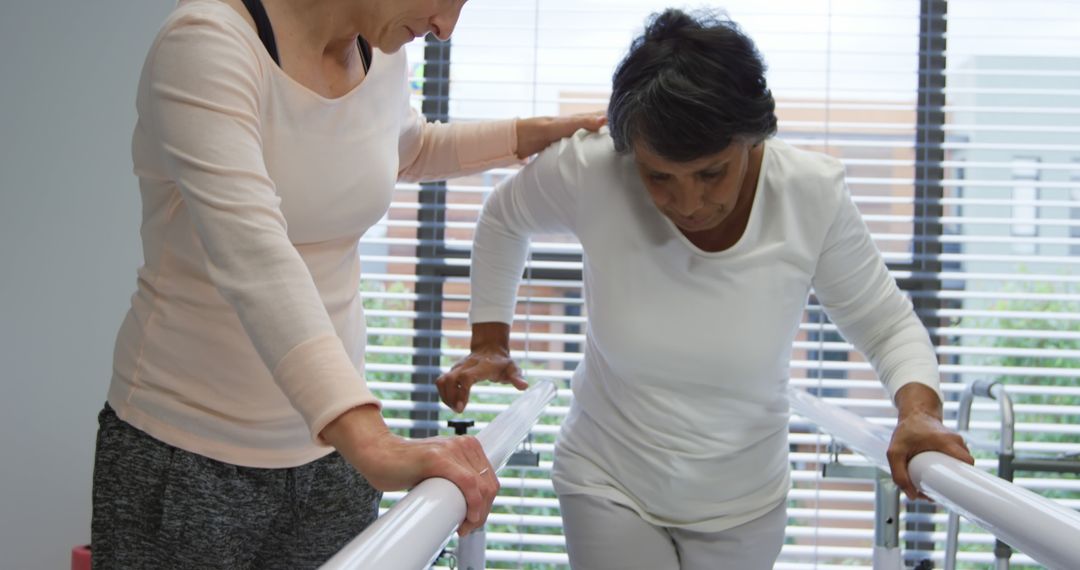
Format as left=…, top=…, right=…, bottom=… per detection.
left=91, top=405, right=381, bottom=570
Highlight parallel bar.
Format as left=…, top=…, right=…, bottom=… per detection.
left=320, top=380, right=558, bottom=570
left=789, top=388, right=1080, bottom=570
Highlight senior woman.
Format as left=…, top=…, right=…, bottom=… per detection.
left=437, top=8, right=974, bottom=570
left=91, top=0, right=603, bottom=568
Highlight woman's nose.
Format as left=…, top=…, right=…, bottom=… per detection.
left=671, top=188, right=705, bottom=216
left=430, top=4, right=464, bottom=41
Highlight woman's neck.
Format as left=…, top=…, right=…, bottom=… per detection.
left=263, top=0, right=368, bottom=56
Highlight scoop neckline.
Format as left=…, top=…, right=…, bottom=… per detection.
left=196, top=0, right=374, bottom=104
left=659, top=140, right=771, bottom=258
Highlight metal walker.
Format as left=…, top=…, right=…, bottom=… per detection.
left=945, top=379, right=1080, bottom=570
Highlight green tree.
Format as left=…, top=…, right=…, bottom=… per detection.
left=363, top=280, right=568, bottom=568
left=955, top=282, right=1079, bottom=569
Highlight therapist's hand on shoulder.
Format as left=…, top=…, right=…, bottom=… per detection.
left=437, top=322, right=528, bottom=413
left=515, top=112, right=607, bottom=159
left=886, top=382, right=975, bottom=500
left=320, top=404, right=499, bottom=536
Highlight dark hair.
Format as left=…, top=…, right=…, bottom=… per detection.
left=608, top=8, right=777, bottom=161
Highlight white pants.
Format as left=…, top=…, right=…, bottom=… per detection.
left=559, top=494, right=786, bottom=570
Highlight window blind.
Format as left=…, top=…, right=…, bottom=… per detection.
left=360, top=1, right=1080, bottom=567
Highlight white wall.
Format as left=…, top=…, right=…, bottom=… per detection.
left=0, top=2, right=172, bottom=568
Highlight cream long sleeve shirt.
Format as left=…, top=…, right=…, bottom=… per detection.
left=109, top=0, right=520, bottom=468
left=470, top=129, right=941, bottom=531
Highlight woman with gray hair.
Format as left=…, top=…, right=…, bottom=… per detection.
left=438, top=8, right=973, bottom=569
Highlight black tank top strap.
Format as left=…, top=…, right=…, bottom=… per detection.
left=240, top=0, right=280, bottom=65
left=358, top=36, right=372, bottom=74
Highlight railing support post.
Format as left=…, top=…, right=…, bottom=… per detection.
left=823, top=462, right=903, bottom=570
left=873, top=471, right=902, bottom=570
left=445, top=418, right=488, bottom=570
left=456, top=529, right=486, bottom=570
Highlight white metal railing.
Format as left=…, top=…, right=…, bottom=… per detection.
left=789, top=387, right=1080, bottom=570
left=320, top=379, right=558, bottom=570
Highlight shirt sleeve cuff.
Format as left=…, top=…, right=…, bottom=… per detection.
left=469, top=305, right=516, bottom=326
left=272, top=334, right=381, bottom=445
left=886, top=377, right=943, bottom=405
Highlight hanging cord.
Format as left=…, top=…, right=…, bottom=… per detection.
left=810, top=3, right=835, bottom=564
left=510, top=3, right=544, bottom=566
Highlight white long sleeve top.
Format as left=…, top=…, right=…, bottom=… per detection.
left=108, top=0, right=520, bottom=468
left=470, top=129, right=941, bottom=531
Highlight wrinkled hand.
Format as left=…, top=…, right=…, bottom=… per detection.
left=437, top=348, right=528, bottom=413
left=887, top=411, right=974, bottom=500
left=321, top=405, right=499, bottom=536
left=515, top=112, right=607, bottom=159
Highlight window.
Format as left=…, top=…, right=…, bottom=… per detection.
left=1010, top=157, right=1040, bottom=253
left=1070, top=158, right=1080, bottom=257
left=362, top=1, right=1080, bottom=567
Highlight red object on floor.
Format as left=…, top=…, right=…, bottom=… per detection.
left=71, top=545, right=91, bottom=570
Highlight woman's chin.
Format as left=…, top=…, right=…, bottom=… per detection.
left=672, top=216, right=721, bottom=233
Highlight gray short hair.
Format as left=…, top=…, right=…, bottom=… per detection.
left=608, top=8, right=777, bottom=161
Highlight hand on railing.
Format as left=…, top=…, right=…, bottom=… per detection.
left=790, top=386, right=1080, bottom=570
left=319, top=381, right=558, bottom=570
left=320, top=403, right=500, bottom=536
left=886, top=383, right=975, bottom=500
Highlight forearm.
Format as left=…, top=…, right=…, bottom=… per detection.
left=471, top=322, right=511, bottom=352
left=398, top=118, right=520, bottom=182
left=319, top=403, right=390, bottom=458
left=893, top=382, right=943, bottom=421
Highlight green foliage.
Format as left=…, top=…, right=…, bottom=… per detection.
left=362, top=280, right=417, bottom=431
left=363, top=280, right=568, bottom=568
left=961, top=282, right=1079, bottom=434
left=955, top=282, right=1079, bottom=569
